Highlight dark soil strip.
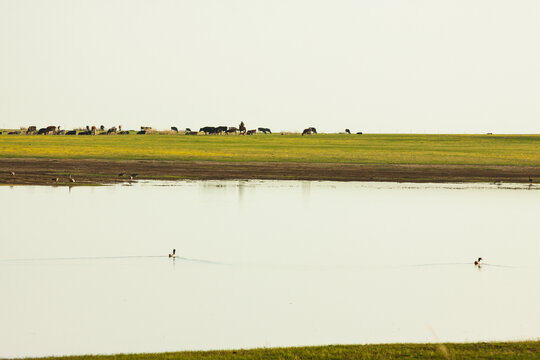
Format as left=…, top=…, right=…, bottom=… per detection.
left=1, top=158, right=540, bottom=186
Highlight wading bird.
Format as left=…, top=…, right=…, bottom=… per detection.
left=474, top=257, right=483, bottom=266
left=169, top=249, right=176, bottom=258
left=9, top=170, right=15, bottom=176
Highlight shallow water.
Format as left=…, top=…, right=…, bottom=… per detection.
left=1, top=181, right=539, bottom=358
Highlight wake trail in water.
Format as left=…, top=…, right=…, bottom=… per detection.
left=403, top=262, right=525, bottom=269
left=0, top=255, right=226, bottom=265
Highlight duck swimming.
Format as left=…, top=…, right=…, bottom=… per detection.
left=169, top=249, right=176, bottom=258
left=474, top=257, right=482, bottom=266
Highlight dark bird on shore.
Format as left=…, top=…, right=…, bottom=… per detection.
left=70, top=177, right=76, bottom=183
left=118, top=173, right=125, bottom=177
left=169, top=249, right=176, bottom=258
left=9, top=170, right=15, bottom=176
left=474, top=257, right=483, bottom=266
left=52, top=177, right=59, bottom=182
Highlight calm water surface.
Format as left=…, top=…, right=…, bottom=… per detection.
left=1, top=181, right=539, bottom=358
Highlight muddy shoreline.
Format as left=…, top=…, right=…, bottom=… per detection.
left=1, top=158, right=540, bottom=186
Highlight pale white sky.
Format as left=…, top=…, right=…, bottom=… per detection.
left=0, top=0, right=539, bottom=133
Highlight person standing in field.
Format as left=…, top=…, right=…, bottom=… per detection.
left=239, top=121, right=246, bottom=135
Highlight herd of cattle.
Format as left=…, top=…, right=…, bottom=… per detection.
left=0, top=125, right=364, bottom=136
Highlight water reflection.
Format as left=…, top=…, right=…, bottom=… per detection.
left=0, top=180, right=539, bottom=358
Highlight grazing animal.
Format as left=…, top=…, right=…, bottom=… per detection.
left=91, top=126, right=97, bottom=135
left=258, top=127, right=271, bottom=134
left=185, top=131, right=198, bottom=135
left=309, top=127, right=317, bottom=134
left=246, top=129, right=256, bottom=135
left=185, top=128, right=191, bottom=132
left=474, top=257, right=483, bottom=266
left=171, top=127, right=178, bottom=132
left=169, top=249, right=176, bottom=258
left=137, top=130, right=146, bottom=135
left=302, top=128, right=312, bottom=136
left=9, top=170, right=15, bottom=176
left=27, top=126, right=37, bottom=135
left=66, top=130, right=77, bottom=135
left=356, top=132, right=363, bottom=135
left=8, top=131, right=20, bottom=135
left=200, top=126, right=217, bottom=135
left=216, top=126, right=228, bottom=134
left=100, top=125, right=105, bottom=131
left=45, top=126, right=57, bottom=135
left=345, top=129, right=351, bottom=134
left=107, top=127, right=117, bottom=135
left=78, top=131, right=91, bottom=135
left=118, top=131, right=130, bottom=135
left=226, top=127, right=238, bottom=134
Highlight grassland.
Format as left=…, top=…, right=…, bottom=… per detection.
left=1, top=133, right=540, bottom=165
left=2, top=133, right=540, bottom=185
left=14, top=342, right=540, bottom=360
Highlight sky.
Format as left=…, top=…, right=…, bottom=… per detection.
left=0, top=0, right=539, bottom=133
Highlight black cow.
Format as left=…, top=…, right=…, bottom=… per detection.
left=8, top=131, right=20, bottom=135
left=345, top=129, right=351, bottom=134
left=356, top=132, right=363, bottom=135
left=37, top=128, right=48, bottom=135
left=185, top=131, right=198, bottom=135
left=226, top=127, right=238, bottom=134
left=137, top=130, right=146, bottom=135
left=246, top=129, right=257, bottom=135
left=78, top=131, right=91, bottom=135
left=309, top=127, right=317, bottom=134
left=302, top=128, right=312, bottom=136
left=171, top=127, right=178, bottom=132
left=258, top=127, right=271, bottom=134
left=66, top=130, right=77, bottom=135
left=200, top=126, right=217, bottom=135
left=107, top=127, right=117, bottom=135
left=27, top=126, right=37, bottom=135
left=118, top=131, right=130, bottom=135
left=215, top=126, right=227, bottom=134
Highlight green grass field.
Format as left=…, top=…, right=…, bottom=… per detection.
left=1, top=133, right=540, bottom=166
left=17, top=342, right=540, bottom=360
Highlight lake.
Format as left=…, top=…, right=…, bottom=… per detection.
left=1, top=180, right=539, bottom=358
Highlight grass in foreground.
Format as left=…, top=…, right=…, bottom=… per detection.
left=1, top=134, right=540, bottom=166
left=18, top=342, right=540, bottom=360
